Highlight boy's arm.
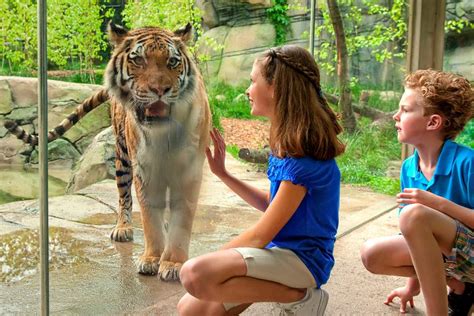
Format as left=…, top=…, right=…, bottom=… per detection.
left=397, top=188, right=474, bottom=228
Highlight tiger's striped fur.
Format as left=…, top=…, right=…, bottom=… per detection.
left=4, top=22, right=211, bottom=282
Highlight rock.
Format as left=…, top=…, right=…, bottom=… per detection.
left=218, top=24, right=275, bottom=85
left=198, top=26, right=230, bottom=78
left=0, top=80, right=13, bottom=114
left=63, top=102, right=111, bottom=152
left=66, top=127, right=116, bottom=193
left=5, top=107, right=37, bottom=124
left=215, top=94, right=226, bottom=102
left=233, top=93, right=247, bottom=103
left=0, top=134, right=30, bottom=165
left=238, top=147, right=270, bottom=164
left=29, top=138, right=81, bottom=166
left=0, top=76, right=109, bottom=166
left=0, top=125, right=8, bottom=138
left=196, top=0, right=219, bottom=29
left=386, top=160, right=402, bottom=179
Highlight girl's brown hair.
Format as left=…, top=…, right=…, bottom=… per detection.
left=257, top=45, right=345, bottom=160
left=405, top=69, right=474, bottom=140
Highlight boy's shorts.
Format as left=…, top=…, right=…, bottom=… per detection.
left=223, top=247, right=316, bottom=311
left=444, top=220, right=474, bottom=283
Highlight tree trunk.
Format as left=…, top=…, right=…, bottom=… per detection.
left=326, top=0, right=357, bottom=133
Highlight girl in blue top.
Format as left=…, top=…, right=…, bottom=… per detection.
left=177, top=45, right=345, bottom=316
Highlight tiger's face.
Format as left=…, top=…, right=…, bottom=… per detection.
left=105, top=23, right=195, bottom=126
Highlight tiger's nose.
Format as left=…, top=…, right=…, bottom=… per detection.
left=150, top=85, right=171, bottom=97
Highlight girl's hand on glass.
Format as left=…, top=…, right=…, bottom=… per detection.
left=205, top=128, right=228, bottom=178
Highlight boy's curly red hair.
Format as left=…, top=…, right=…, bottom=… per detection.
left=404, top=69, right=474, bottom=140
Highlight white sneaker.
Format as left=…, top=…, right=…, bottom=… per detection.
left=272, top=288, right=329, bottom=316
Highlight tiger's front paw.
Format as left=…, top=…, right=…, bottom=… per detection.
left=137, top=255, right=160, bottom=275
left=110, top=224, right=134, bottom=242
left=158, top=261, right=182, bottom=281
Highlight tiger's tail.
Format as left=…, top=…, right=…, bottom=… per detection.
left=4, top=89, right=109, bottom=146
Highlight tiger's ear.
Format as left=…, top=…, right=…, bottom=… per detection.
left=107, top=21, right=129, bottom=46
left=173, top=23, right=193, bottom=43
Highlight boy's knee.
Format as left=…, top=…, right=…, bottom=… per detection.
left=399, top=203, right=429, bottom=236
left=360, top=239, right=383, bottom=274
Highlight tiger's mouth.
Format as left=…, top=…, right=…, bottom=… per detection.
left=139, top=100, right=170, bottom=124
left=145, top=100, right=169, bottom=118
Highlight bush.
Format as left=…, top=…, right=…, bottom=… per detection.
left=336, top=118, right=401, bottom=195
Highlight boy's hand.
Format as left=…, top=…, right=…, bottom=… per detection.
left=384, top=285, right=419, bottom=313
left=396, top=188, right=440, bottom=210
left=205, top=128, right=228, bottom=178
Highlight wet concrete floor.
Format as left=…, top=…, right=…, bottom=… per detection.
left=0, top=156, right=426, bottom=315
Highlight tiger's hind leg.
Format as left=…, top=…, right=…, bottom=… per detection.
left=110, top=126, right=134, bottom=242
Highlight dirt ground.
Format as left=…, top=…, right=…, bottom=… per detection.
left=221, top=117, right=270, bottom=150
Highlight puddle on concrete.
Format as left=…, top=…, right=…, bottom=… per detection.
left=79, top=212, right=142, bottom=227
left=0, top=227, right=89, bottom=283
left=0, top=166, right=67, bottom=205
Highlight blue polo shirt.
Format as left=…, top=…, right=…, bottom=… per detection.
left=266, top=155, right=340, bottom=287
left=400, top=140, right=474, bottom=214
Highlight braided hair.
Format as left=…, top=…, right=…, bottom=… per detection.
left=257, top=45, right=345, bottom=159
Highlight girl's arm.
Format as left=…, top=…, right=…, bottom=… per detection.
left=206, top=128, right=269, bottom=211
left=397, top=188, right=474, bottom=229
left=222, top=180, right=306, bottom=249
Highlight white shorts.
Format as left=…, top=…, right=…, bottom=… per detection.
left=223, top=247, right=316, bottom=311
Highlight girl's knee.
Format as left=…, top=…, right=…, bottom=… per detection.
left=360, top=239, right=383, bottom=274
left=177, top=294, right=212, bottom=316
left=180, top=258, right=213, bottom=299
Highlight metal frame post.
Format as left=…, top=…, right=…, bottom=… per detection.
left=309, top=0, right=316, bottom=57
left=403, top=0, right=446, bottom=160
left=38, top=0, right=49, bottom=314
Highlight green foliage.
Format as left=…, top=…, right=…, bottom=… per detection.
left=207, top=81, right=253, bottom=120
left=315, top=0, right=407, bottom=76
left=225, top=144, right=240, bottom=160
left=336, top=118, right=401, bottom=195
left=122, top=0, right=199, bottom=31
left=0, top=0, right=111, bottom=79
left=445, top=18, right=474, bottom=33
left=266, top=0, right=290, bottom=45
left=456, top=120, right=474, bottom=148
left=121, top=0, right=222, bottom=62
left=0, top=0, right=37, bottom=70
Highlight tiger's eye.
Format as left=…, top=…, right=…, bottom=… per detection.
left=168, top=57, right=180, bottom=68
left=131, top=56, right=145, bottom=66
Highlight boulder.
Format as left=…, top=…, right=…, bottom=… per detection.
left=196, top=0, right=219, bottom=29
left=6, top=107, right=37, bottom=124
left=217, top=24, right=275, bottom=85
left=29, top=138, right=81, bottom=167
left=0, top=134, right=30, bottom=165
left=66, top=127, right=116, bottom=193
left=0, top=80, right=13, bottom=114
left=198, top=26, right=231, bottom=78
left=0, top=76, right=110, bottom=166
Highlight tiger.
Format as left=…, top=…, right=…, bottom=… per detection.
left=4, top=22, right=211, bottom=281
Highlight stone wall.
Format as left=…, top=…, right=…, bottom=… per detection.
left=198, top=0, right=474, bottom=86
left=0, top=77, right=110, bottom=168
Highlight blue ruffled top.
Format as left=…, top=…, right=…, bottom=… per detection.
left=266, top=154, right=340, bottom=287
